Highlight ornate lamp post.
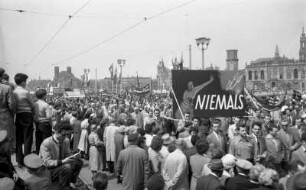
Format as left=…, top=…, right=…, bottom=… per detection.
left=196, top=37, right=210, bottom=70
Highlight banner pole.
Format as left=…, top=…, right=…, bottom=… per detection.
left=170, top=87, right=184, bottom=119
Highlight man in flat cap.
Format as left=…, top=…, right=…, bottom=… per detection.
left=225, top=159, right=253, bottom=190
left=117, top=133, right=150, bottom=190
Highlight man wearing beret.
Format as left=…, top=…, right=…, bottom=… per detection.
left=40, top=121, right=83, bottom=190
left=117, top=133, right=150, bottom=190
left=225, top=159, right=253, bottom=190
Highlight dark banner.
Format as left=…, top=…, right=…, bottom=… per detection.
left=172, top=70, right=246, bottom=118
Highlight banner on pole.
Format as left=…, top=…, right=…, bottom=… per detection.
left=172, top=70, right=246, bottom=118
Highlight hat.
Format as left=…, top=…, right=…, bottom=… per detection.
left=128, top=133, right=139, bottom=142
left=24, top=153, right=43, bottom=169
left=221, top=154, right=236, bottom=169
left=117, top=126, right=126, bottom=133
left=0, top=130, right=8, bottom=144
left=0, top=177, right=14, bottom=190
left=162, top=133, right=174, bottom=145
left=288, top=173, right=306, bottom=190
left=208, top=159, right=224, bottom=171
left=281, top=105, right=289, bottom=112
left=236, top=159, right=253, bottom=170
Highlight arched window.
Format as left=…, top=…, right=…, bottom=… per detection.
left=248, top=71, right=252, bottom=80
left=294, top=69, right=299, bottom=79
left=260, top=70, right=264, bottom=80
left=254, top=71, right=258, bottom=80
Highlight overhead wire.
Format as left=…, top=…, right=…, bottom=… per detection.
left=23, top=0, right=92, bottom=67
left=51, top=0, right=198, bottom=66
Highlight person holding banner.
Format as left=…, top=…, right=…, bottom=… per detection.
left=175, top=75, right=214, bottom=119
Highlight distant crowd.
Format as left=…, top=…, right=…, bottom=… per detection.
left=1, top=67, right=306, bottom=190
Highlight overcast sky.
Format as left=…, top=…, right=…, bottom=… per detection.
left=0, top=0, right=305, bottom=80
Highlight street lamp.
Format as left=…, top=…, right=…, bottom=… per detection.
left=196, top=37, right=210, bottom=70
left=117, top=59, right=126, bottom=93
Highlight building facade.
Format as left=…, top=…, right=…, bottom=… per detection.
left=245, top=29, right=306, bottom=92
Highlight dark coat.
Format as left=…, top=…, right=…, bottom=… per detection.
left=196, top=174, right=225, bottom=190
left=207, top=132, right=227, bottom=153
left=225, top=174, right=251, bottom=190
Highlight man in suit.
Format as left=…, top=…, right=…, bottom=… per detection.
left=291, top=132, right=306, bottom=165
left=207, top=119, right=227, bottom=153
left=277, top=120, right=301, bottom=162
left=196, top=159, right=225, bottom=190
left=265, top=124, right=285, bottom=164
left=225, top=159, right=253, bottom=190
left=250, top=122, right=267, bottom=162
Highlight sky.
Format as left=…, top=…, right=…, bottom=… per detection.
left=0, top=0, right=305, bottom=80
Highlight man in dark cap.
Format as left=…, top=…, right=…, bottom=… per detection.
left=117, top=133, right=150, bottom=190
left=196, top=159, right=225, bottom=190
left=40, top=121, right=83, bottom=190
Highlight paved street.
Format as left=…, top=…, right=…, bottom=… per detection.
left=13, top=154, right=121, bottom=190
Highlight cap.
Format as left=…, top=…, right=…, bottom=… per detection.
left=128, top=133, right=139, bottom=142
left=236, top=159, right=253, bottom=170
left=293, top=173, right=306, bottom=190
left=208, top=159, right=224, bottom=171
left=0, top=177, right=14, bottom=190
left=162, top=133, right=174, bottom=145
left=221, top=154, right=236, bottom=169
left=24, top=153, right=43, bottom=169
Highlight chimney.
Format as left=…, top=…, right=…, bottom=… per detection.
left=226, top=50, right=239, bottom=71
left=67, top=66, right=72, bottom=74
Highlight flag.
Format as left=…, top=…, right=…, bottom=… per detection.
left=109, top=64, right=114, bottom=79
left=113, top=66, right=117, bottom=87
left=244, top=87, right=286, bottom=111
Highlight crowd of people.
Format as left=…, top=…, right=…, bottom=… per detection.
left=1, top=67, right=306, bottom=190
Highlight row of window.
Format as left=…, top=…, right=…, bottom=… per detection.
left=248, top=69, right=300, bottom=80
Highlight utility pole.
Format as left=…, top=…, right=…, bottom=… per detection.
left=189, top=44, right=192, bottom=69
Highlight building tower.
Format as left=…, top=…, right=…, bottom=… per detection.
left=67, top=66, right=72, bottom=74
left=299, top=27, right=306, bottom=62
left=226, top=50, right=238, bottom=71
left=275, top=45, right=280, bottom=59
left=54, top=66, right=59, bottom=80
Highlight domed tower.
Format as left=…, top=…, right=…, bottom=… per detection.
left=299, top=27, right=306, bottom=62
